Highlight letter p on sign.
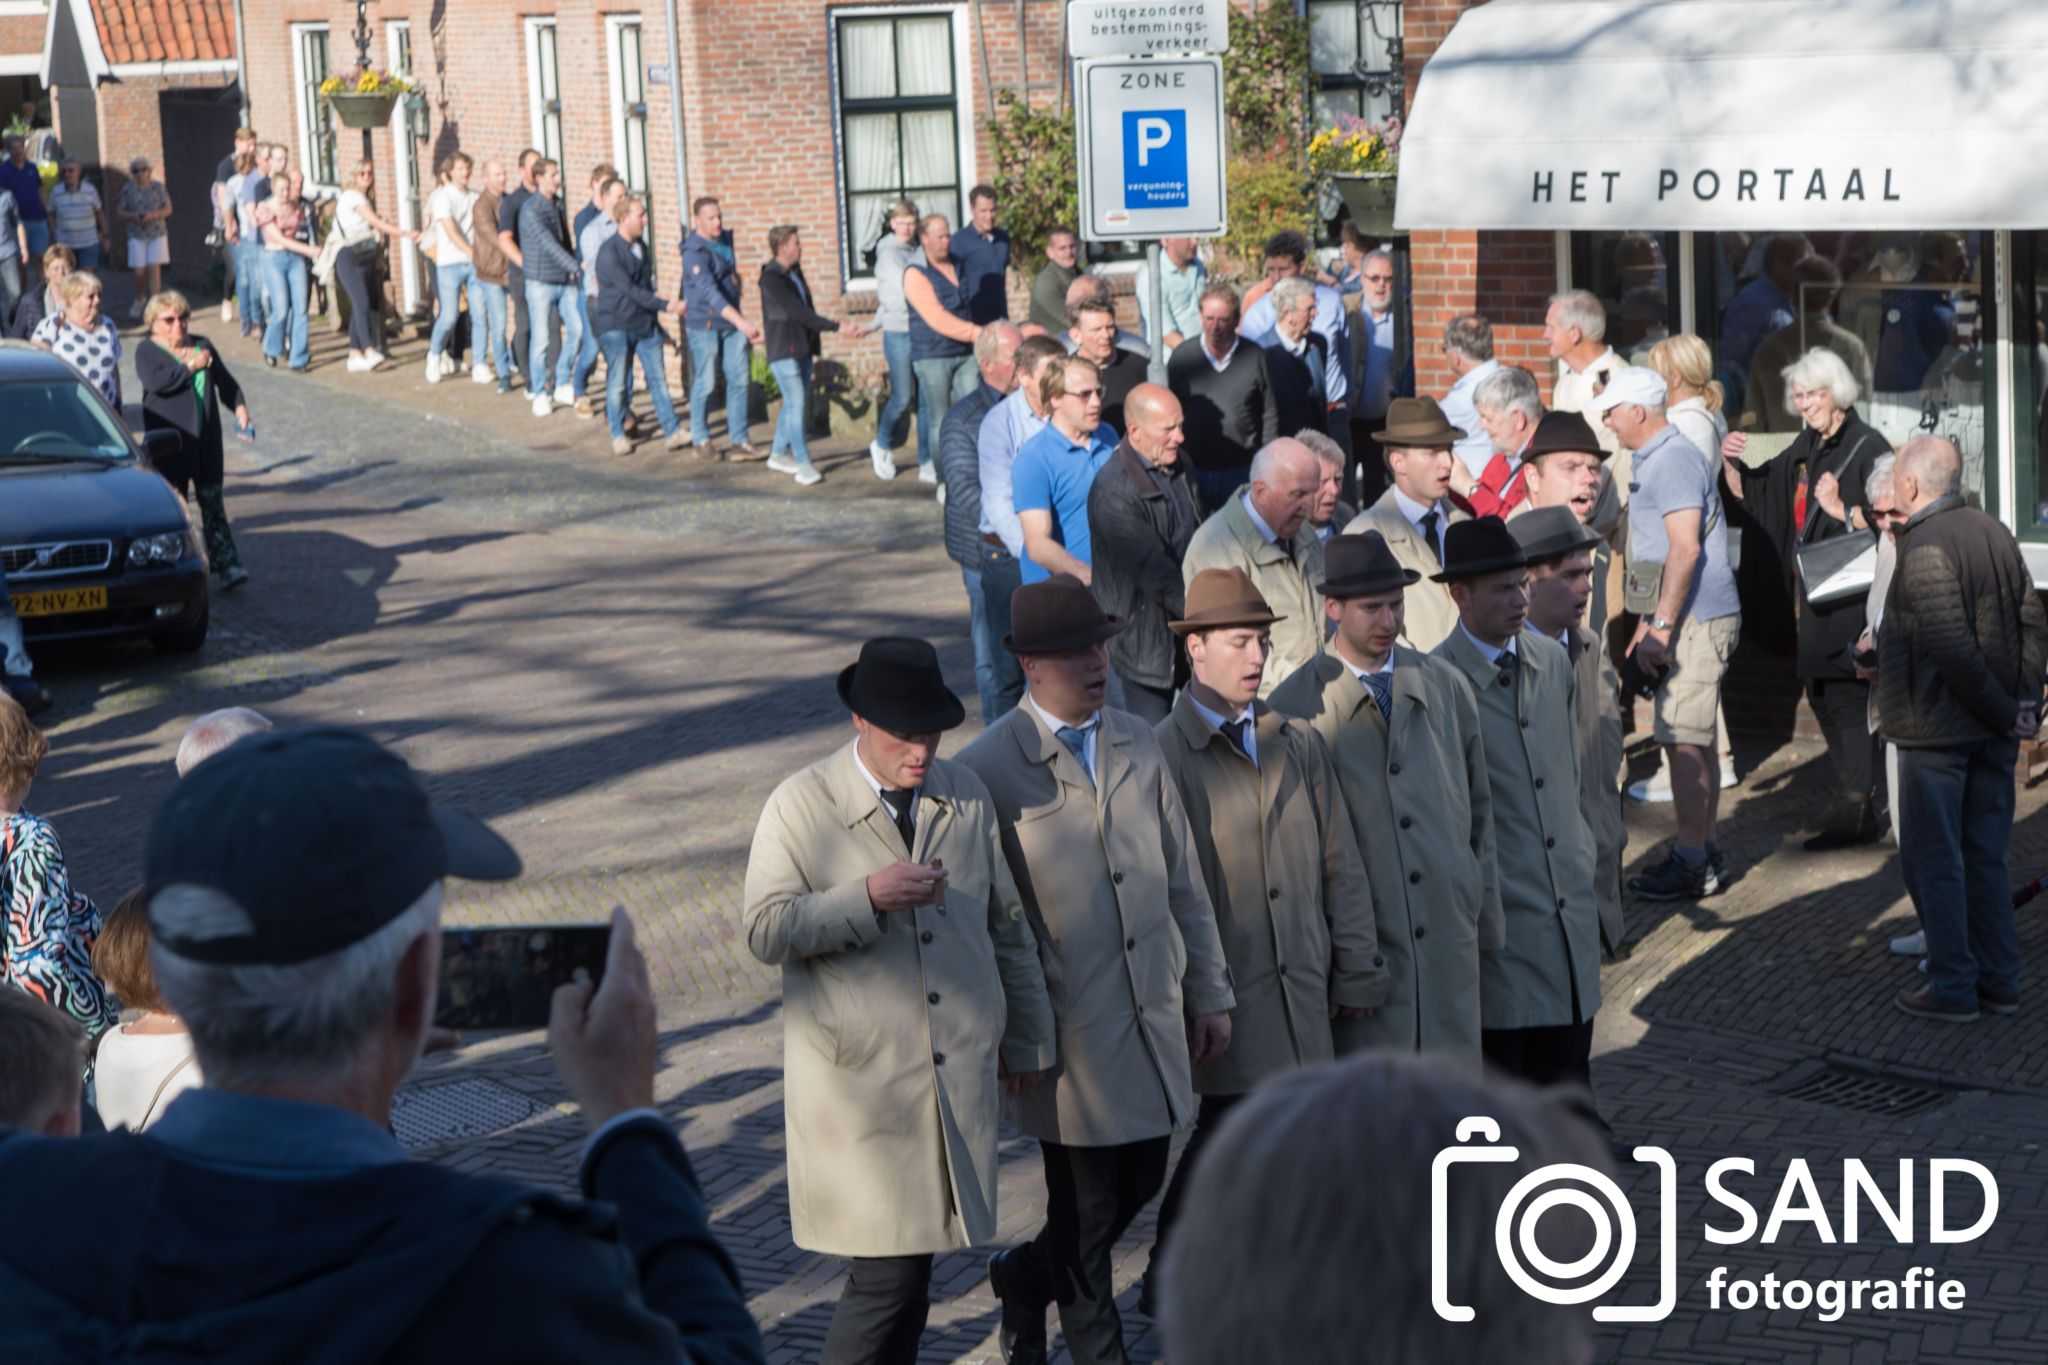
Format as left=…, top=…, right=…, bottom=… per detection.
left=1122, top=109, right=1189, bottom=209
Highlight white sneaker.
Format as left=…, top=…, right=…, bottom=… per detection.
left=869, top=440, right=897, bottom=481
left=1918, top=957, right=1929, bottom=975
left=765, top=453, right=800, bottom=475
left=935, top=482, right=947, bottom=507
left=1890, top=930, right=1927, bottom=956
left=425, top=354, right=443, bottom=383
left=440, top=352, right=456, bottom=376
left=1719, top=760, right=1738, bottom=789
left=793, top=465, right=823, bottom=487
left=917, top=463, right=939, bottom=485
left=345, top=354, right=373, bottom=373
left=471, top=364, right=494, bottom=385
left=362, top=349, right=386, bottom=369
left=220, top=299, right=234, bottom=322
left=530, top=394, right=552, bottom=417
left=1625, top=774, right=1673, bottom=804
left=553, top=384, right=575, bottom=406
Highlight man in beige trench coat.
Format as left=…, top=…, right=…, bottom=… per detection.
left=743, top=637, right=1057, bottom=1365
left=1430, top=519, right=1604, bottom=1094
left=1178, top=436, right=1326, bottom=697
left=1269, top=531, right=1504, bottom=1057
left=1345, top=397, right=1474, bottom=651
left=958, top=574, right=1235, bottom=1365
left=1143, top=565, right=1385, bottom=1307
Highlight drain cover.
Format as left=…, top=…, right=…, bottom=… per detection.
left=1773, top=1067, right=1956, bottom=1118
left=391, top=1078, right=554, bottom=1150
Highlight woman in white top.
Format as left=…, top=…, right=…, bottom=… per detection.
left=329, top=158, right=416, bottom=372
left=87, top=891, right=202, bottom=1131
left=424, top=152, right=480, bottom=383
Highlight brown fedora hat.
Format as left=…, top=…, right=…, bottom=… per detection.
left=1170, top=567, right=1285, bottom=636
left=1320, top=531, right=1422, bottom=598
left=1522, top=409, right=1609, bottom=463
left=1431, top=516, right=1530, bottom=583
left=1006, top=573, right=1130, bottom=655
left=1372, top=395, right=1467, bottom=447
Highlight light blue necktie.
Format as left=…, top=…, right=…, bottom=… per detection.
left=1055, top=725, right=1094, bottom=788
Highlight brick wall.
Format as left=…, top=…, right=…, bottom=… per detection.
left=0, top=15, right=45, bottom=58
left=95, top=72, right=239, bottom=284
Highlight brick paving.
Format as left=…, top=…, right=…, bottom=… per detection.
left=23, top=318, right=2048, bottom=1361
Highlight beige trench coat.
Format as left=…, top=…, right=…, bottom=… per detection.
left=1181, top=486, right=1325, bottom=698
left=958, top=702, right=1236, bottom=1147
left=1434, top=628, right=1604, bottom=1031
left=1568, top=624, right=1627, bottom=955
left=743, top=747, right=1057, bottom=1257
left=1154, top=695, right=1386, bottom=1096
left=1268, top=648, right=1504, bottom=1056
left=1346, top=490, right=1469, bottom=651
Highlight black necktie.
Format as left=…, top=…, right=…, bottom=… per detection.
left=1221, top=717, right=1250, bottom=757
left=1419, top=509, right=1442, bottom=564
left=879, top=789, right=916, bottom=851
left=1275, top=536, right=1294, bottom=561
left=1496, top=650, right=1518, bottom=688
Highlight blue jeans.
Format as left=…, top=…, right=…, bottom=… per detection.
left=573, top=291, right=601, bottom=399
left=687, top=326, right=752, bottom=445
left=769, top=356, right=814, bottom=468
left=235, top=237, right=268, bottom=329
left=599, top=330, right=678, bottom=439
left=912, top=354, right=975, bottom=473
left=524, top=278, right=583, bottom=397
left=23, top=220, right=49, bottom=259
left=472, top=278, right=512, bottom=385
left=1898, top=737, right=2022, bottom=1006
left=429, top=260, right=473, bottom=361
left=71, top=242, right=100, bottom=272
left=261, top=250, right=310, bottom=368
left=975, top=546, right=1026, bottom=720
left=878, top=329, right=916, bottom=453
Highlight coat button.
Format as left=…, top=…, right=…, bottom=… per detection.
left=1414, top=925, right=1427, bottom=939
left=937, top=905, right=948, bottom=916
left=928, top=991, right=941, bottom=1005
left=1136, top=1005, right=1146, bottom=1017
left=1113, top=871, right=1125, bottom=885
left=1545, top=837, right=1556, bottom=849
left=933, top=1052, right=945, bottom=1065
left=1373, top=955, right=1385, bottom=968
left=1557, top=896, right=1567, bottom=910
left=920, top=930, right=934, bottom=944
left=1399, top=816, right=1412, bottom=830
left=1534, top=777, right=1545, bottom=789
left=1278, top=965, right=1288, bottom=978
left=1388, top=762, right=1401, bottom=776
left=1408, top=871, right=1421, bottom=884
left=843, top=941, right=857, bottom=951
left=1269, top=888, right=1280, bottom=900
left=1126, top=937, right=1136, bottom=950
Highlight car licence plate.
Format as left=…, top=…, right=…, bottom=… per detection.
left=9, top=585, right=110, bottom=617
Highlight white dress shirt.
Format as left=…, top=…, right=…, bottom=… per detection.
left=851, top=742, right=919, bottom=828
left=1026, top=693, right=1100, bottom=784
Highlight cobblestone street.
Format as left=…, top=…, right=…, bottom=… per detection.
left=29, top=322, right=2048, bottom=1363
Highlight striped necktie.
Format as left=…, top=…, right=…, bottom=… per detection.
left=1362, top=670, right=1392, bottom=723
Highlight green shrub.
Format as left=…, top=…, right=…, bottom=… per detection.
left=1222, top=156, right=1317, bottom=276
left=986, top=90, right=1080, bottom=276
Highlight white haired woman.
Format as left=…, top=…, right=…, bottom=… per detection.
left=1723, top=346, right=1892, bottom=849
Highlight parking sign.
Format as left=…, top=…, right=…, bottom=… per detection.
left=1076, top=56, right=1226, bottom=238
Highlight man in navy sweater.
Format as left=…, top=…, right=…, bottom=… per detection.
left=595, top=194, right=689, bottom=456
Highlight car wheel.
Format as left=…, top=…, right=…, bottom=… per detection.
left=152, top=604, right=210, bottom=655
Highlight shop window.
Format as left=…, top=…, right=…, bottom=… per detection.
left=833, top=10, right=962, bottom=281
left=2014, top=233, right=2048, bottom=532
left=1568, top=231, right=1682, bottom=366
left=291, top=24, right=334, bottom=188
left=1309, top=1, right=1403, bottom=128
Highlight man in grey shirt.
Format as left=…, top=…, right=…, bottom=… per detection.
left=1594, top=367, right=1741, bottom=902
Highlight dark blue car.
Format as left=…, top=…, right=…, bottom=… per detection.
left=0, top=340, right=210, bottom=655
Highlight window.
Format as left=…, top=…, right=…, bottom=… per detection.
left=608, top=19, right=651, bottom=198
left=832, top=9, right=963, bottom=280
left=1309, top=1, right=1403, bottom=128
left=291, top=24, right=334, bottom=188
left=1568, top=231, right=1682, bottom=365
left=525, top=19, right=564, bottom=172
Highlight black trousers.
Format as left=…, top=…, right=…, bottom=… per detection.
left=1118, top=679, right=1175, bottom=727
left=1482, top=1019, right=1595, bottom=1092
left=1147, top=1093, right=1243, bottom=1274
left=819, top=1253, right=933, bottom=1365
left=334, top=243, right=381, bottom=353
left=1808, top=677, right=1880, bottom=808
left=1007, top=1137, right=1171, bottom=1365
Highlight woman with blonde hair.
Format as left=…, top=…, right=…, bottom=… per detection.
left=137, top=290, right=254, bottom=589
left=326, top=158, right=415, bottom=371
left=30, top=269, right=120, bottom=408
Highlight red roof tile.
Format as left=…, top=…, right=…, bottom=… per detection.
left=90, top=0, right=236, bottom=66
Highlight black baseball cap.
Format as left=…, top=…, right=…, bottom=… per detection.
left=145, top=726, right=522, bottom=966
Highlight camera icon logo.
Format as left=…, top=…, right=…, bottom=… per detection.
left=1431, top=1116, right=1679, bottom=1323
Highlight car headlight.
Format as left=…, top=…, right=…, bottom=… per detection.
left=127, top=531, right=190, bottom=568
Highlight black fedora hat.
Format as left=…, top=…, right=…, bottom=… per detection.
left=1319, top=531, right=1421, bottom=598
left=837, top=637, right=966, bottom=733
left=1006, top=573, right=1129, bottom=655
left=1510, top=505, right=1603, bottom=563
left=1522, top=410, right=1609, bottom=463
left=1431, top=517, right=1530, bottom=583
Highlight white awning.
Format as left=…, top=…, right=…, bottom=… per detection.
left=1394, top=0, right=2048, bottom=231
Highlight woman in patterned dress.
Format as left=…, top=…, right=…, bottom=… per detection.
left=29, top=269, right=119, bottom=409
left=136, top=290, right=254, bottom=590
left=117, top=155, right=172, bottom=320
left=0, top=694, right=115, bottom=1042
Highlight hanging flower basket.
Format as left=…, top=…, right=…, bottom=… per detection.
left=1331, top=172, right=1400, bottom=236
left=325, top=91, right=400, bottom=128
left=1310, top=114, right=1402, bottom=236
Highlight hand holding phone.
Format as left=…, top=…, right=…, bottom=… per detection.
left=867, top=859, right=948, bottom=912
left=549, top=906, right=657, bottom=1131
left=436, top=922, right=611, bottom=1030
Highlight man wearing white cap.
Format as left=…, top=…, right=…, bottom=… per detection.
left=1593, top=367, right=1741, bottom=903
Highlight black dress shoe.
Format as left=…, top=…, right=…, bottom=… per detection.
left=988, top=1247, right=1048, bottom=1364
left=2, top=677, right=53, bottom=718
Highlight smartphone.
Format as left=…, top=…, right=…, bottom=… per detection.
left=436, top=923, right=611, bottom=1030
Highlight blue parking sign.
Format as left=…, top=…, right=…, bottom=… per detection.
left=1122, top=110, right=1188, bottom=210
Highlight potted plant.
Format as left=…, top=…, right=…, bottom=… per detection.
left=1310, top=113, right=1401, bottom=235
left=321, top=67, right=412, bottom=129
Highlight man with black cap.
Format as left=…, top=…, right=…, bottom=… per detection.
left=1431, top=520, right=1602, bottom=1092
left=1514, top=507, right=1628, bottom=959
left=1512, top=408, right=1620, bottom=654
left=1144, top=566, right=1383, bottom=1302
left=1346, top=396, right=1471, bottom=651
left=1270, top=532, right=1503, bottom=1056
left=959, top=574, right=1233, bottom=1365
left=744, top=637, right=1055, bottom=1365
left=0, top=727, right=765, bottom=1365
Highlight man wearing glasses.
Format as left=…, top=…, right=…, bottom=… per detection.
left=1012, top=356, right=1118, bottom=585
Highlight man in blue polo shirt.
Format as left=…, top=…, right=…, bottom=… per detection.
left=950, top=184, right=1011, bottom=325
left=1013, top=354, right=1117, bottom=583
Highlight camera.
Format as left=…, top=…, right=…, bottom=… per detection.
left=1431, top=1116, right=1679, bottom=1324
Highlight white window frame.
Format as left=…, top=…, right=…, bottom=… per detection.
left=827, top=2, right=977, bottom=291
left=607, top=17, right=651, bottom=197
left=290, top=23, right=335, bottom=193
left=388, top=21, right=422, bottom=314
left=524, top=18, right=563, bottom=169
